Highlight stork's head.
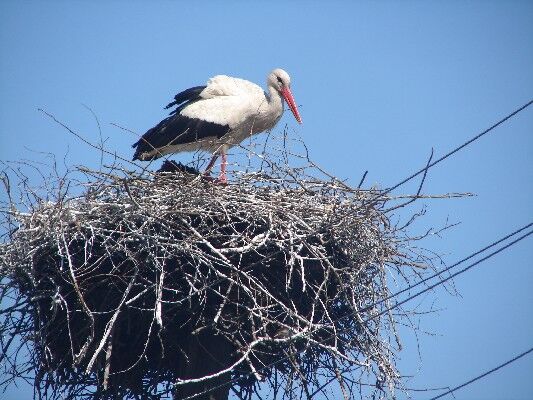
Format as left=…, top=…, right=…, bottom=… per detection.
left=268, top=68, right=302, bottom=124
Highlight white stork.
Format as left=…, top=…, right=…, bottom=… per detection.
left=132, top=68, right=302, bottom=182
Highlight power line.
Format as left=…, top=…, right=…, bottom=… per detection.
left=364, top=228, right=532, bottom=327
left=378, top=99, right=533, bottom=199
left=181, top=226, right=533, bottom=399
left=358, top=222, right=532, bottom=317
left=429, top=346, right=533, bottom=400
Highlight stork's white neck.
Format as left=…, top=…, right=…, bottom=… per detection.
left=244, top=85, right=284, bottom=135
left=267, top=85, right=283, bottom=108
left=264, top=85, right=284, bottom=122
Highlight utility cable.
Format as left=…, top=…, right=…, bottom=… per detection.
left=429, top=346, right=533, bottom=400
left=379, top=99, right=533, bottom=198
left=360, top=222, right=532, bottom=317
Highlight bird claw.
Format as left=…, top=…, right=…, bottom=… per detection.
left=215, top=173, right=228, bottom=185
left=201, top=172, right=227, bottom=185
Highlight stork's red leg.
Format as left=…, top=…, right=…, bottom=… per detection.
left=217, top=151, right=228, bottom=184
left=203, top=147, right=227, bottom=184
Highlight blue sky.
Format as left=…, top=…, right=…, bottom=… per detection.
left=1, top=1, right=532, bottom=399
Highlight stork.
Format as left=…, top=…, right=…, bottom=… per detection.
left=132, top=68, right=302, bottom=182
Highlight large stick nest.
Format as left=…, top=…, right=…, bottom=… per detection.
left=0, top=142, right=436, bottom=400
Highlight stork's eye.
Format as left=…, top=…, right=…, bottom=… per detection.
left=276, top=76, right=283, bottom=85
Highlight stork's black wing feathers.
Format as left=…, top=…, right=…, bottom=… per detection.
left=132, top=114, right=230, bottom=161
left=165, top=85, right=206, bottom=110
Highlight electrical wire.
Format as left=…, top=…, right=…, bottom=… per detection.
left=429, top=346, right=533, bottom=400
left=379, top=99, right=533, bottom=198
left=358, top=222, right=532, bottom=317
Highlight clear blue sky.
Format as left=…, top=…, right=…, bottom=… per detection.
left=1, top=1, right=532, bottom=399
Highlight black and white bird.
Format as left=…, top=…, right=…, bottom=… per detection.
left=132, top=68, right=302, bottom=182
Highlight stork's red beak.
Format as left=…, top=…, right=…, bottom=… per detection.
left=281, top=87, right=302, bottom=124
